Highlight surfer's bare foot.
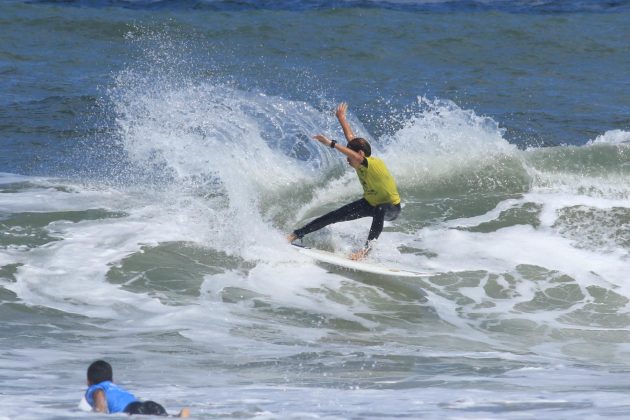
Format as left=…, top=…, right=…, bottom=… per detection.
left=287, top=233, right=298, bottom=242
left=349, top=248, right=369, bottom=260
left=177, top=407, right=190, bottom=418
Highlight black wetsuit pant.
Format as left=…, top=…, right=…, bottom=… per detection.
left=293, top=198, right=401, bottom=244
left=124, top=401, right=168, bottom=416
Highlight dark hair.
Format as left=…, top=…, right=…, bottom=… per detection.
left=347, top=137, right=371, bottom=157
left=87, top=360, right=113, bottom=385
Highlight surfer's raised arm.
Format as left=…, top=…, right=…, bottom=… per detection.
left=312, top=134, right=364, bottom=168
left=335, top=102, right=355, bottom=141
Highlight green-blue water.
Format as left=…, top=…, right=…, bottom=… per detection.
left=1, top=1, right=629, bottom=418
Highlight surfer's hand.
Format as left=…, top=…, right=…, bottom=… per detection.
left=335, top=102, right=355, bottom=141
left=336, top=102, right=348, bottom=121
left=349, top=248, right=369, bottom=261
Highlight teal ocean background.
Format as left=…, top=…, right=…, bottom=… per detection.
left=1, top=1, right=629, bottom=418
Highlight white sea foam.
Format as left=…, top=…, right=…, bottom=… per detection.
left=0, top=181, right=126, bottom=213
left=0, top=172, right=39, bottom=184
left=588, top=129, right=630, bottom=145
left=2, top=81, right=628, bottom=420
left=381, top=97, right=519, bottom=186
left=3, top=9, right=630, bottom=420
left=108, top=72, right=356, bottom=257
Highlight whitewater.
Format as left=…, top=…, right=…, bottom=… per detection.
left=1, top=1, right=629, bottom=418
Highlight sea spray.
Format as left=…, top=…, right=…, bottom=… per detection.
left=381, top=97, right=529, bottom=196
left=104, top=30, right=352, bottom=257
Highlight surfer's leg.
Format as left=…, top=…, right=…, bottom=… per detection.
left=293, top=199, right=372, bottom=239
left=367, top=205, right=386, bottom=242
left=367, top=203, right=401, bottom=243
left=124, top=401, right=167, bottom=416
left=124, top=400, right=189, bottom=417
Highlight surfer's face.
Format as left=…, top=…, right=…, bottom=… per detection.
left=347, top=150, right=365, bottom=165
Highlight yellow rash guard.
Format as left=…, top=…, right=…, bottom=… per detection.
left=355, top=156, right=401, bottom=207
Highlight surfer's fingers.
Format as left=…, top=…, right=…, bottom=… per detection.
left=336, top=102, right=348, bottom=117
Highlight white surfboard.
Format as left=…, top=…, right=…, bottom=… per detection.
left=292, top=244, right=432, bottom=278
left=78, top=396, right=92, bottom=412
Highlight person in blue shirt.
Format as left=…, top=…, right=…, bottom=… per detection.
left=85, top=360, right=189, bottom=417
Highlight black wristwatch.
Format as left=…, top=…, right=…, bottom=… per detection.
left=330, top=140, right=337, bottom=149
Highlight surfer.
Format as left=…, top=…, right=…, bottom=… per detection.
left=288, top=102, right=401, bottom=260
left=84, top=360, right=190, bottom=417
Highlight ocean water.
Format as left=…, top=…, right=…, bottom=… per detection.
left=1, top=0, right=629, bottom=418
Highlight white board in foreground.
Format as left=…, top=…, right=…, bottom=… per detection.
left=293, top=245, right=432, bottom=278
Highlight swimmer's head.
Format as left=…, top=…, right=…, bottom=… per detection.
left=347, top=137, right=371, bottom=157
left=87, top=360, right=113, bottom=385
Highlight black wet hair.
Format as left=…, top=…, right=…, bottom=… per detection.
left=347, top=137, right=371, bottom=157
left=87, top=360, right=113, bottom=385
